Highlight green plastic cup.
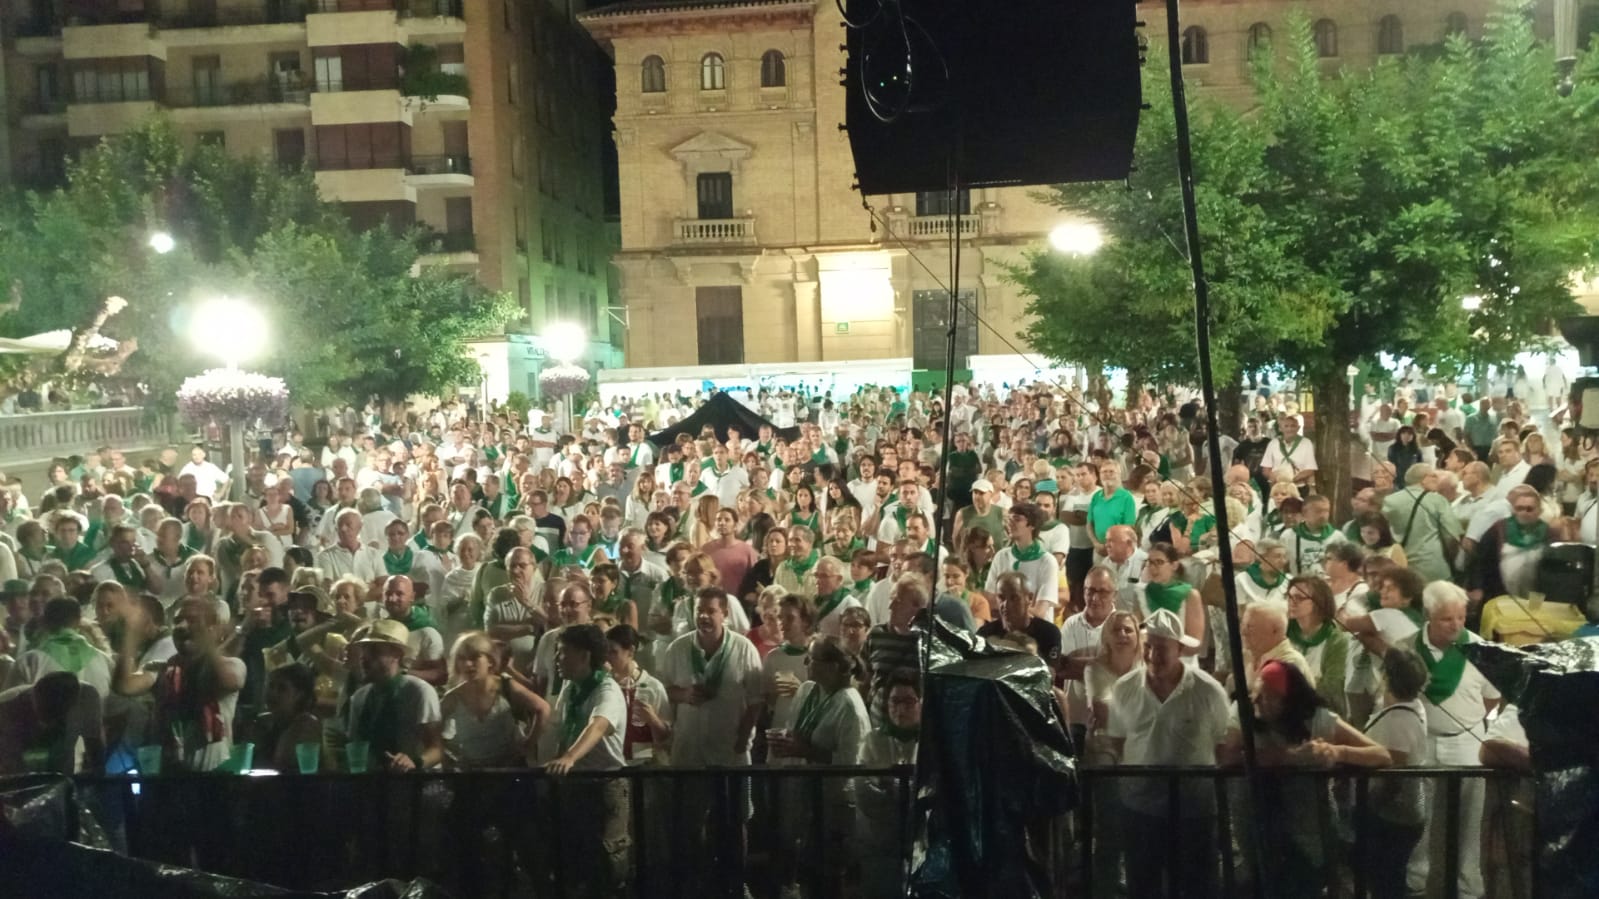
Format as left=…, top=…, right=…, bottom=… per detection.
left=346, top=740, right=371, bottom=774
left=295, top=742, right=321, bottom=774
left=135, top=745, right=163, bottom=776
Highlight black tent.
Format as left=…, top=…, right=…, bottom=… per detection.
left=646, top=392, right=799, bottom=446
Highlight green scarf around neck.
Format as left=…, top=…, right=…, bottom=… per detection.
left=816, top=587, right=851, bottom=620
left=786, top=549, right=820, bottom=579
left=35, top=629, right=96, bottom=674
left=1144, top=580, right=1191, bottom=614
left=400, top=604, right=436, bottom=632
left=690, top=631, right=732, bottom=695
left=1416, top=628, right=1471, bottom=705
left=357, top=674, right=409, bottom=765
left=1504, top=517, right=1548, bottom=549
left=1011, top=540, right=1045, bottom=566
left=383, top=547, right=415, bottom=576
left=560, top=669, right=611, bottom=752
left=1294, top=522, right=1334, bottom=542
left=879, top=721, right=920, bottom=742
left=1245, top=562, right=1282, bottom=590
left=1287, top=618, right=1334, bottom=651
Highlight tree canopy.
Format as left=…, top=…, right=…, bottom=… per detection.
left=1012, top=6, right=1599, bottom=507
left=0, top=120, right=515, bottom=409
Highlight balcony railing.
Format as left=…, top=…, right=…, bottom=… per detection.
left=0, top=407, right=176, bottom=465
left=314, top=77, right=401, bottom=93
left=399, top=0, right=464, bottom=17
left=22, top=96, right=67, bottom=115
left=674, top=216, right=756, bottom=244
left=907, top=213, right=979, bottom=238
left=407, top=154, right=471, bottom=176
left=70, top=83, right=156, bottom=104
left=422, top=231, right=475, bottom=253
left=164, top=77, right=313, bottom=108
left=157, top=0, right=309, bottom=28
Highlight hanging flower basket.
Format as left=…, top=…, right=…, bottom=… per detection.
left=177, top=369, right=289, bottom=425
left=539, top=364, right=590, bottom=398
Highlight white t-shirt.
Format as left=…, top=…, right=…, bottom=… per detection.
left=5, top=639, right=116, bottom=699
left=1261, top=436, right=1318, bottom=477
left=551, top=676, right=628, bottom=770
left=1419, top=631, right=1500, bottom=736
left=1363, top=699, right=1429, bottom=825
left=1104, top=665, right=1230, bottom=816
left=986, top=546, right=1061, bottom=612
left=179, top=460, right=230, bottom=498
left=775, top=680, right=870, bottom=766
left=660, top=629, right=764, bottom=767
left=316, top=544, right=386, bottom=583
left=346, top=673, right=442, bottom=765
left=1059, top=611, right=1106, bottom=725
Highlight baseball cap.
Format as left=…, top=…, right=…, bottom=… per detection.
left=1144, top=608, right=1200, bottom=648
left=971, top=478, right=995, bottom=494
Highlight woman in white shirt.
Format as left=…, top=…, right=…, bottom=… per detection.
left=439, top=632, right=540, bottom=768
left=439, top=534, right=483, bottom=649
left=769, top=635, right=870, bottom=898
left=1357, top=649, right=1432, bottom=899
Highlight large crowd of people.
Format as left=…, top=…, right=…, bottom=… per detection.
left=0, top=373, right=1585, bottom=898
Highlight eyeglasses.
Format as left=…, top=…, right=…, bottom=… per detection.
left=1084, top=587, right=1116, bottom=597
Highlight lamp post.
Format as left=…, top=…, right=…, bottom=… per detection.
left=1048, top=222, right=1105, bottom=256
left=541, top=322, right=587, bottom=433
left=189, top=297, right=268, bottom=500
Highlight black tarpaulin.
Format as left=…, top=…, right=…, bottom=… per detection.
left=1465, top=637, right=1599, bottom=899
left=646, top=392, right=800, bottom=446
left=910, top=615, right=1077, bottom=899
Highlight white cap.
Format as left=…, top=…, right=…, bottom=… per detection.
left=971, top=478, right=995, bottom=493
left=1143, top=608, right=1200, bottom=648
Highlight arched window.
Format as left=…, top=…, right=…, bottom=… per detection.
left=700, top=52, right=725, bottom=91
left=640, top=55, right=665, bottom=93
left=1313, top=19, right=1338, bottom=57
left=1181, top=27, right=1209, bottom=65
left=1445, top=12, right=1468, bottom=38
left=760, top=49, right=785, bottom=87
left=1376, top=15, right=1404, bottom=55
left=1247, top=22, right=1272, bottom=56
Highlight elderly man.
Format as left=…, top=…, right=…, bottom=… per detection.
left=530, top=579, right=593, bottom=701
left=1099, top=524, right=1145, bottom=613
left=1381, top=463, right=1462, bottom=583
left=379, top=518, right=445, bottom=603
left=1452, top=461, right=1496, bottom=531
left=344, top=619, right=444, bottom=772
left=1260, top=415, right=1317, bottom=490
left=1471, top=484, right=1551, bottom=602
left=812, top=555, right=862, bottom=637
left=1280, top=494, right=1346, bottom=577
left=864, top=574, right=930, bottom=724
left=1239, top=602, right=1313, bottom=690
left=1059, top=565, right=1118, bottom=747
left=316, top=509, right=385, bottom=583
left=379, top=575, right=446, bottom=686
left=90, top=525, right=155, bottom=591
left=1103, top=607, right=1230, bottom=899
left=1408, top=583, right=1499, bottom=899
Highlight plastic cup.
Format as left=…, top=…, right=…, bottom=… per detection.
left=135, top=745, right=163, bottom=776
left=346, top=740, right=371, bottom=774
left=230, top=742, right=255, bottom=773
left=295, top=742, right=321, bottom=775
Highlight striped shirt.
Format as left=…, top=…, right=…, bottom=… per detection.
left=863, top=625, right=921, bottom=725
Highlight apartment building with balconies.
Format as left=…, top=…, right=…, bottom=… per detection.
left=579, top=0, right=1531, bottom=371
left=3, top=0, right=620, bottom=394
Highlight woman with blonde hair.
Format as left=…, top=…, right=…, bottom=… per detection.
left=689, top=494, right=720, bottom=547
left=625, top=469, right=656, bottom=530
left=440, top=631, right=542, bottom=768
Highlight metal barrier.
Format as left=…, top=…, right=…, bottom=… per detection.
left=1068, top=765, right=1536, bottom=899
left=52, top=766, right=915, bottom=899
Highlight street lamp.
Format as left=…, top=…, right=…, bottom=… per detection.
left=189, top=297, right=268, bottom=499
left=1049, top=222, right=1104, bottom=256
left=148, top=231, right=175, bottom=255
left=542, top=321, right=587, bottom=364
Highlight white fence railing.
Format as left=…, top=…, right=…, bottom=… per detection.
left=0, top=407, right=176, bottom=465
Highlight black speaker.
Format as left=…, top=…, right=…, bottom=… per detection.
left=1537, top=542, right=1594, bottom=605
left=842, top=0, right=1143, bottom=195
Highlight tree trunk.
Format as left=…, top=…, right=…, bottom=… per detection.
left=1310, top=368, right=1354, bottom=524
left=1217, top=373, right=1244, bottom=439
left=1124, top=369, right=1144, bottom=410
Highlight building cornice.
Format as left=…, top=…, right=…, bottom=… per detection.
left=579, top=0, right=814, bottom=44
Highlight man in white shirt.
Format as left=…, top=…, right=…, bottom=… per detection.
left=345, top=618, right=443, bottom=772
left=1100, top=525, right=1146, bottom=613
left=1260, top=415, right=1318, bottom=490
left=178, top=445, right=230, bottom=500
left=661, top=590, right=763, bottom=767
left=986, top=503, right=1061, bottom=619
left=379, top=575, right=446, bottom=686
left=1102, top=607, right=1229, bottom=899
left=1408, top=583, right=1498, bottom=899
left=1058, top=566, right=1116, bottom=744
left=1491, top=439, right=1531, bottom=497
left=321, top=432, right=359, bottom=471
left=316, top=509, right=385, bottom=583
left=4, top=597, right=115, bottom=697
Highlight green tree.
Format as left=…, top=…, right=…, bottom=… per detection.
left=1014, top=7, right=1599, bottom=515
left=0, top=120, right=514, bottom=409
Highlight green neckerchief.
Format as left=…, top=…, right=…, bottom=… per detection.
left=412, top=531, right=430, bottom=550
left=756, top=440, right=773, bottom=456
left=1011, top=539, right=1045, bottom=566
left=357, top=674, right=409, bottom=765
left=1245, top=562, right=1282, bottom=590
left=668, top=461, right=686, bottom=485
left=816, top=587, right=851, bottom=620
left=786, top=548, right=820, bottom=579
left=1287, top=618, right=1334, bottom=651
left=777, top=642, right=808, bottom=656
left=891, top=503, right=911, bottom=530
left=52, top=541, right=96, bottom=571
left=553, top=544, right=601, bottom=570
left=879, top=722, right=919, bottom=742
left=1294, top=522, right=1335, bottom=542
left=108, top=556, right=147, bottom=589
left=834, top=436, right=850, bottom=456
left=1400, top=605, right=1425, bottom=629
left=629, top=442, right=648, bottom=468
left=810, top=447, right=830, bottom=465
left=400, top=604, right=437, bottom=632
left=183, top=524, right=210, bottom=553
left=690, top=631, right=732, bottom=695
left=383, top=547, right=415, bottom=576
left=851, top=577, right=874, bottom=596
left=794, top=683, right=839, bottom=738
left=1278, top=436, right=1304, bottom=460
left=921, top=539, right=938, bottom=558
left=1416, top=628, right=1471, bottom=705
left=35, top=628, right=96, bottom=674
left=151, top=544, right=195, bottom=579
left=1504, top=517, right=1549, bottom=549
left=597, top=590, right=626, bottom=615
left=1190, top=514, right=1217, bottom=543
left=560, top=669, right=611, bottom=753
left=1144, top=580, right=1191, bottom=614
left=829, top=537, right=867, bottom=558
